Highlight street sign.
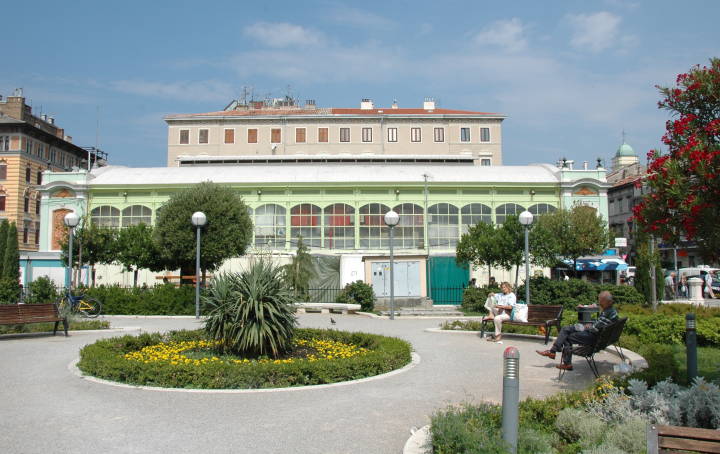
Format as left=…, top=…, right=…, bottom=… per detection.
left=615, top=237, right=627, bottom=247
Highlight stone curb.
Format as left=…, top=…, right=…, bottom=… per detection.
left=69, top=352, right=421, bottom=394
left=424, top=328, right=648, bottom=371
left=403, top=425, right=430, bottom=454
left=0, top=326, right=141, bottom=338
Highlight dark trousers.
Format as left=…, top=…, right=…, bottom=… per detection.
left=550, top=325, right=597, bottom=365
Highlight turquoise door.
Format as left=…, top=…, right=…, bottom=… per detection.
left=428, top=256, right=469, bottom=305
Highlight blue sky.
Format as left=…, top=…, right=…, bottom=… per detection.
left=3, top=0, right=718, bottom=168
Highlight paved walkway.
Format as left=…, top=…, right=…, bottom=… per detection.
left=0, top=315, right=620, bottom=454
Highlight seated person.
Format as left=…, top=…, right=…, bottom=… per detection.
left=536, top=291, right=618, bottom=370
left=483, top=281, right=516, bottom=342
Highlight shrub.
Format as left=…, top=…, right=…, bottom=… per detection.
left=84, top=284, right=196, bottom=315
left=336, top=280, right=375, bottom=312
left=461, top=286, right=495, bottom=313
left=430, top=403, right=508, bottom=454
left=77, top=328, right=412, bottom=389
left=204, top=260, right=297, bottom=357
left=0, top=277, right=20, bottom=303
left=516, top=277, right=644, bottom=310
left=26, top=276, right=58, bottom=304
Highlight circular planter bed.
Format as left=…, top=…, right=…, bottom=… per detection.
left=77, top=328, right=412, bottom=389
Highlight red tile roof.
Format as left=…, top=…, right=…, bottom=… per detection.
left=166, top=107, right=502, bottom=119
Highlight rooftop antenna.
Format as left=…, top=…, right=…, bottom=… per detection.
left=621, top=128, right=626, bottom=144
left=91, top=105, right=100, bottom=171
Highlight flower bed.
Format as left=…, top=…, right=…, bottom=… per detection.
left=77, top=328, right=412, bottom=389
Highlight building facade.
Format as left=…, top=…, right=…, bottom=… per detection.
left=165, top=98, right=504, bottom=167
left=0, top=90, right=91, bottom=251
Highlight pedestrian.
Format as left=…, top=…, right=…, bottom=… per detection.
left=702, top=271, right=716, bottom=299
left=664, top=272, right=676, bottom=300
left=679, top=275, right=688, bottom=298
left=536, top=291, right=619, bottom=370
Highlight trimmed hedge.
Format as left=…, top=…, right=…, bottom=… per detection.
left=83, top=284, right=198, bottom=315
left=77, top=328, right=412, bottom=389
left=516, top=277, right=646, bottom=310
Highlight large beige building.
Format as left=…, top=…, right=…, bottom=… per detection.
left=165, top=98, right=505, bottom=167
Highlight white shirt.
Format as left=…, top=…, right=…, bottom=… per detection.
left=495, top=292, right=517, bottom=307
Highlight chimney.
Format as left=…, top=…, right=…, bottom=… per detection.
left=13, top=88, right=23, bottom=97
left=583, top=161, right=589, bottom=170
left=64, top=135, right=72, bottom=143
left=41, top=114, right=48, bottom=122
left=48, top=116, right=55, bottom=124
left=423, top=97, right=435, bottom=110
left=360, top=98, right=374, bottom=110
left=305, top=99, right=316, bottom=108
left=391, top=99, right=399, bottom=109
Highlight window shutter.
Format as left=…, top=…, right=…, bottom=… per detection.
left=318, top=128, right=328, bottom=143
left=224, top=129, right=235, bottom=144
left=248, top=129, right=258, bottom=143
left=296, top=128, right=306, bottom=143
left=271, top=128, right=281, bottom=143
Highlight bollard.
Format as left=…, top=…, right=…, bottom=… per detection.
left=502, top=347, right=519, bottom=454
left=686, top=313, right=697, bottom=384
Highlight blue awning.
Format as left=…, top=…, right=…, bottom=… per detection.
left=562, top=256, right=628, bottom=271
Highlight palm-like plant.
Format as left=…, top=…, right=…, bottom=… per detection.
left=203, top=259, right=297, bottom=357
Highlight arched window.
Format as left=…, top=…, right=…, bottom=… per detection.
left=91, top=205, right=120, bottom=228
left=393, top=203, right=424, bottom=249
left=324, top=203, right=354, bottom=249
left=428, top=203, right=459, bottom=247
left=254, top=204, right=285, bottom=248
left=359, top=203, right=390, bottom=248
left=495, top=203, right=525, bottom=225
left=461, top=203, right=492, bottom=232
left=290, top=204, right=321, bottom=248
left=121, top=205, right=152, bottom=227
left=528, top=203, right=557, bottom=216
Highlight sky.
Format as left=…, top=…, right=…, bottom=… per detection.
left=2, top=0, right=719, bottom=168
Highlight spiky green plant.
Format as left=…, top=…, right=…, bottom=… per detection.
left=203, top=259, right=297, bottom=357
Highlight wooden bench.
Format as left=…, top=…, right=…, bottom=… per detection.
left=0, top=303, right=68, bottom=336
left=560, top=317, right=628, bottom=379
left=480, top=304, right=563, bottom=344
left=647, top=424, right=720, bottom=453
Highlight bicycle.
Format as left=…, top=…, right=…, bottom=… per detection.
left=57, top=291, right=103, bottom=318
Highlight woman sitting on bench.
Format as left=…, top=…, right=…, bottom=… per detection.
left=483, top=281, right=516, bottom=342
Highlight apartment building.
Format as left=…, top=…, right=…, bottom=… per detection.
left=0, top=90, right=91, bottom=251
left=165, top=98, right=505, bottom=167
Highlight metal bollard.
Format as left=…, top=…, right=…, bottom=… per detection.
left=686, top=313, right=697, bottom=384
left=502, top=346, right=519, bottom=454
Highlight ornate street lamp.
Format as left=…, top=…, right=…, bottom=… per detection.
left=384, top=210, right=400, bottom=320
left=191, top=211, right=207, bottom=319
left=63, top=212, right=80, bottom=289
left=519, top=210, right=534, bottom=304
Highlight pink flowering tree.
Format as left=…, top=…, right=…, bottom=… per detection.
left=634, top=58, right=720, bottom=261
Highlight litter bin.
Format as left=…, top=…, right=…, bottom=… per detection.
left=576, top=305, right=599, bottom=323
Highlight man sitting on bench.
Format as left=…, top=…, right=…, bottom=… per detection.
left=536, top=291, right=619, bottom=371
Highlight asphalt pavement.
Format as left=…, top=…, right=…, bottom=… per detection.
left=0, top=314, right=618, bottom=454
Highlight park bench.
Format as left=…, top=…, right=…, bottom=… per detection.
left=647, top=424, right=720, bottom=453
left=0, top=303, right=68, bottom=336
left=559, top=317, right=628, bottom=379
left=480, top=304, right=563, bottom=345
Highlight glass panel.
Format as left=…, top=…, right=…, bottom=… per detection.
left=359, top=203, right=391, bottom=248
left=254, top=204, right=286, bottom=248
left=461, top=203, right=492, bottom=232
left=324, top=203, right=355, bottom=249
left=528, top=203, right=557, bottom=216
left=393, top=203, right=424, bottom=249
left=495, top=203, right=525, bottom=225
left=428, top=203, right=459, bottom=247
left=91, top=205, right=120, bottom=228
left=121, top=205, right=152, bottom=227
left=290, top=204, right=321, bottom=248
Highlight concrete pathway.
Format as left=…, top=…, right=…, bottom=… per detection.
left=0, top=315, right=620, bottom=454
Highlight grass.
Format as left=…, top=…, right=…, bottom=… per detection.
left=672, top=344, right=720, bottom=383
left=0, top=319, right=110, bottom=335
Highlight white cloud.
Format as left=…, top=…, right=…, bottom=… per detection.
left=566, top=11, right=625, bottom=53
left=243, top=22, right=324, bottom=48
left=473, top=18, right=527, bottom=52
left=325, top=7, right=395, bottom=30
left=109, top=80, right=233, bottom=102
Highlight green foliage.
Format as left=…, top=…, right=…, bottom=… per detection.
left=154, top=181, right=253, bottom=273
left=0, top=319, right=109, bottom=335
left=60, top=219, right=117, bottom=269
left=633, top=233, right=664, bottom=305
left=283, top=236, right=315, bottom=301
left=0, top=219, right=8, bottom=277
left=114, top=223, right=165, bottom=286
left=519, top=391, right=587, bottom=429
left=84, top=284, right=197, bottom=315
left=77, top=328, right=412, bottom=389
left=204, top=260, right=297, bottom=357
left=516, top=277, right=644, bottom=311
left=0, top=277, right=20, bottom=303
left=430, top=403, right=508, bottom=454
left=336, top=280, right=375, bottom=312
left=456, top=220, right=498, bottom=273
left=461, top=285, right=497, bottom=313
left=555, top=408, right=603, bottom=448
left=3, top=222, right=19, bottom=282
left=26, top=276, right=59, bottom=303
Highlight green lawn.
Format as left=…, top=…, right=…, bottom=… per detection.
left=672, top=345, right=720, bottom=383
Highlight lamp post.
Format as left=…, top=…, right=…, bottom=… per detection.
left=191, top=211, right=207, bottom=319
left=63, top=212, right=80, bottom=290
left=384, top=210, right=400, bottom=320
left=518, top=210, right=534, bottom=304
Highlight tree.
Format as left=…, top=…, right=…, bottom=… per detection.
left=154, top=182, right=253, bottom=278
left=634, top=58, right=720, bottom=262
left=283, top=236, right=315, bottom=301
left=456, top=220, right=498, bottom=285
left=495, top=216, right=526, bottom=288
left=0, top=219, right=8, bottom=277
left=633, top=231, right=664, bottom=308
left=3, top=222, right=19, bottom=281
left=60, top=220, right=117, bottom=286
left=115, top=223, right=165, bottom=287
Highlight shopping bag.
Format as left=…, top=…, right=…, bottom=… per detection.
left=511, top=303, right=528, bottom=323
